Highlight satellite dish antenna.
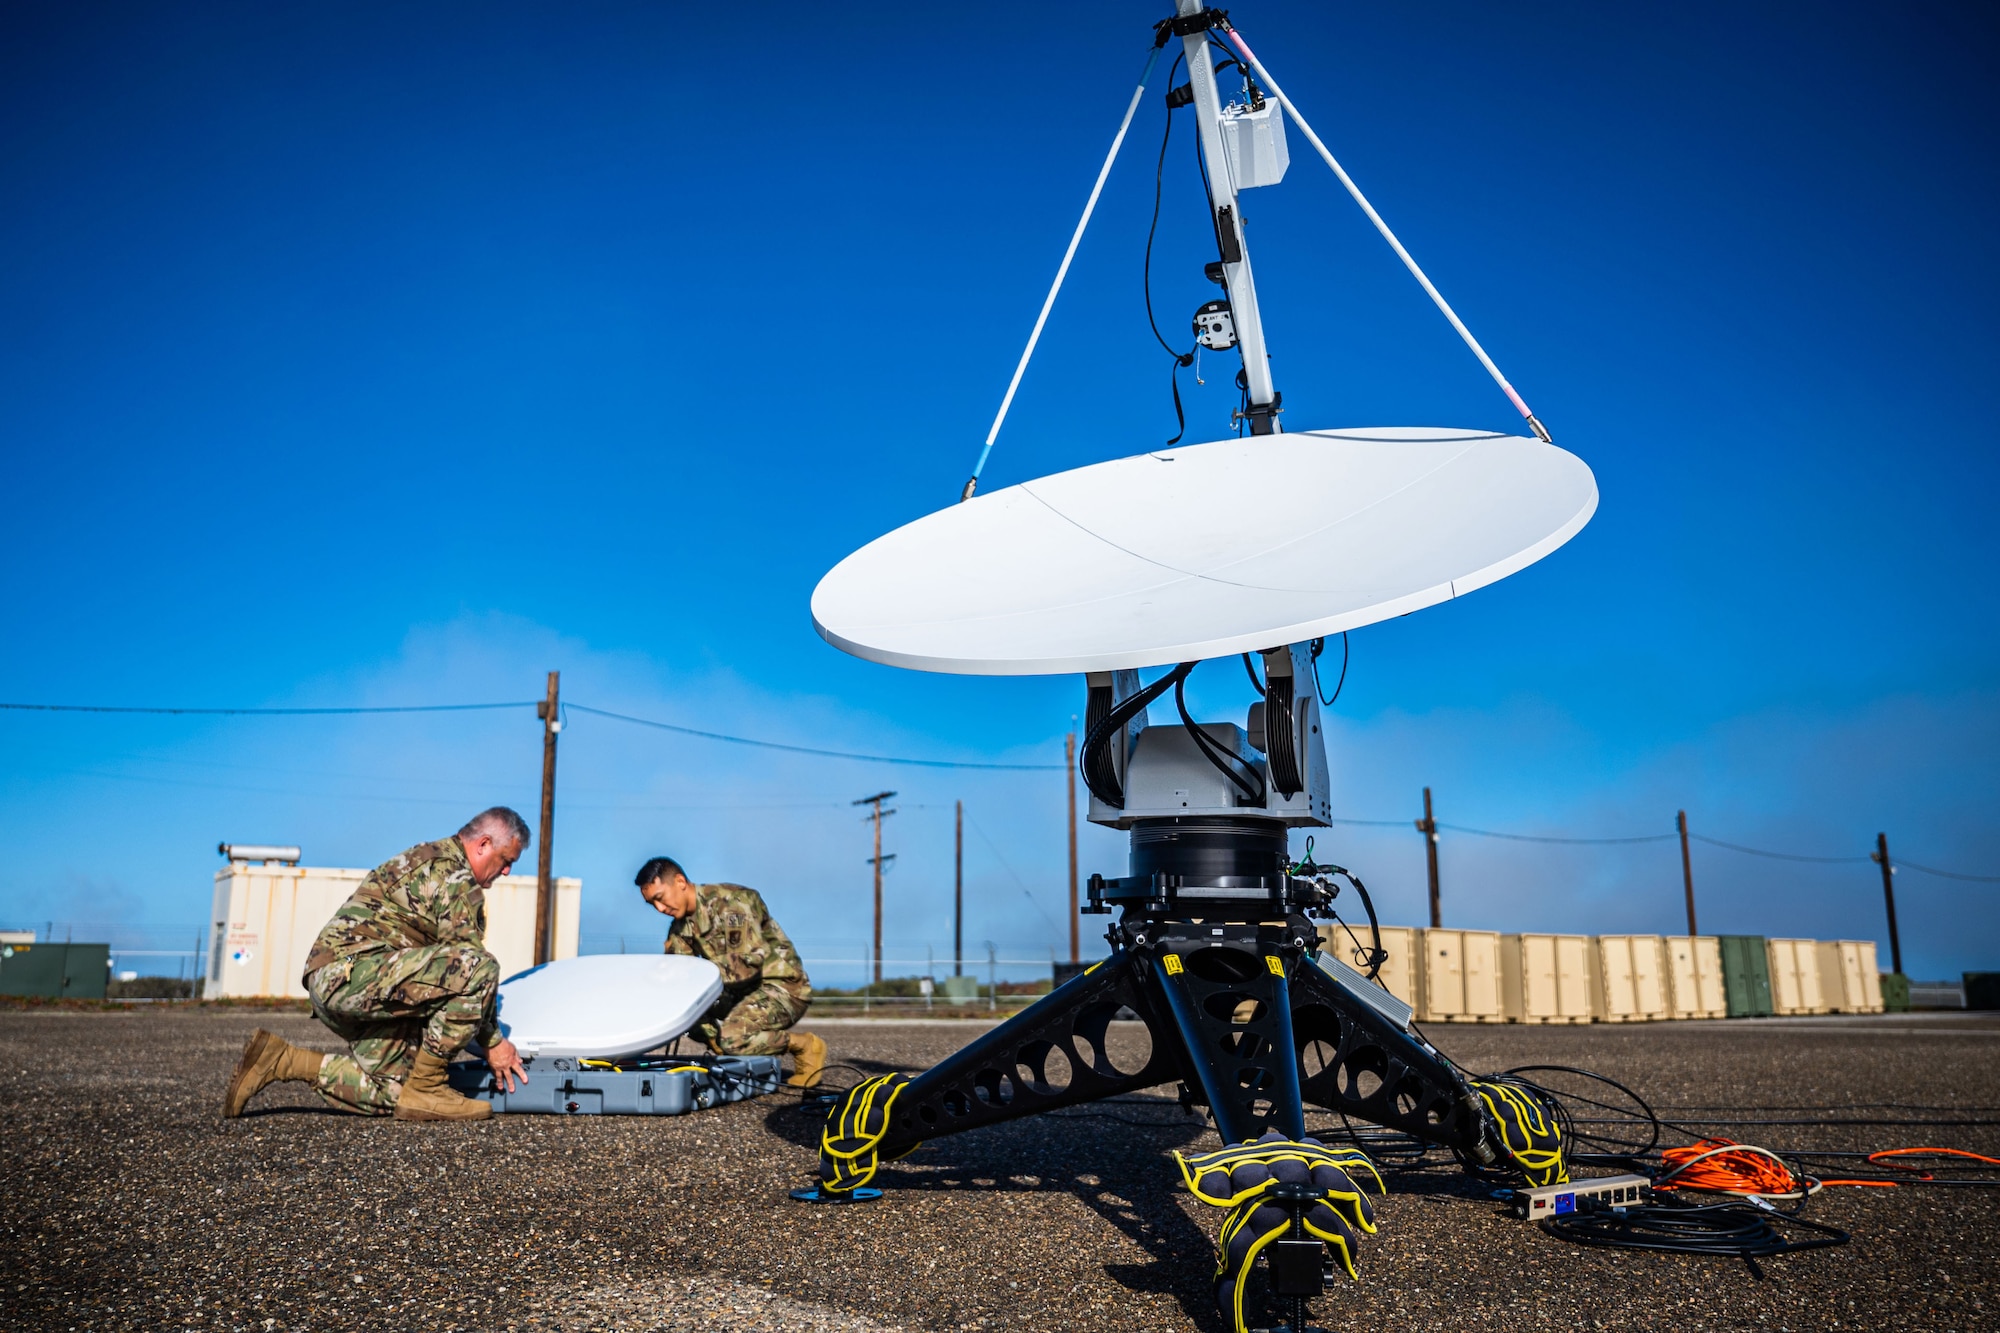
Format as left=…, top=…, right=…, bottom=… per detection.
left=798, top=9, right=1588, bottom=1323
left=493, top=954, right=722, bottom=1061
left=814, top=426, right=1595, bottom=675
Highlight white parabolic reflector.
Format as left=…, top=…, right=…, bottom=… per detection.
left=493, top=954, right=722, bottom=1060
left=812, top=428, right=1598, bottom=676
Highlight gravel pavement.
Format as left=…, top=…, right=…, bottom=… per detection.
left=3, top=1008, right=1996, bottom=1331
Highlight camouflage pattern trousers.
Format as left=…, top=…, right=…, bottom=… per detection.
left=693, top=980, right=809, bottom=1056
left=304, top=944, right=499, bottom=1116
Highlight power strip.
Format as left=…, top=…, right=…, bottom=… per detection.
left=1510, top=1173, right=1652, bottom=1220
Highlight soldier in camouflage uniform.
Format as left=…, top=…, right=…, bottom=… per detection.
left=221, top=808, right=533, bottom=1122
left=636, top=856, right=826, bottom=1086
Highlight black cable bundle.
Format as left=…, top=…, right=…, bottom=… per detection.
left=1541, top=1196, right=1849, bottom=1268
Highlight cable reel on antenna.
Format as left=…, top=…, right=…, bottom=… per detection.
left=1194, top=299, right=1237, bottom=351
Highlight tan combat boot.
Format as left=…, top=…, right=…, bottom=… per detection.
left=785, top=1031, right=827, bottom=1088
left=222, top=1028, right=327, bottom=1118
left=393, top=1049, right=493, bottom=1122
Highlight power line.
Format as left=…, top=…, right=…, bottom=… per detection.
left=0, top=695, right=1066, bottom=772
left=1899, top=860, right=2000, bottom=884
left=1438, top=822, right=1677, bottom=846
left=563, top=702, right=1064, bottom=771
left=0, top=701, right=534, bottom=715
left=1687, top=833, right=1872, bottom=864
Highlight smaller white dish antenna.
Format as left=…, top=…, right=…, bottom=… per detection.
left=813, top=427, right=1598, bottom=676
left=493, top=954, right=722, bottom=1060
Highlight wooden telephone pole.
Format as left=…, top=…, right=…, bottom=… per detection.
left=1872, top=832, right=1903, bottom=975
left=1066, top=731, right=1079, bottom=965
left=533, top=670, right=560, bottom=965
left=1416, top=787, right=1441, bottom=928
left=1677, top=810, right=1697, bottom=936
left=954, top=800, right=964, bottom=978
left=854, top=791, right=897, bottom=984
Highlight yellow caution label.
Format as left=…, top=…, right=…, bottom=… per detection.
left=1265, top=955, right=1286, bottom=976
left=1163, top=954, right=1185, bottom=976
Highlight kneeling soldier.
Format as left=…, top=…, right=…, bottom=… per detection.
left=636, top=856, right=825, bottom=1087
left=222, top=808, right=532, bottom=1121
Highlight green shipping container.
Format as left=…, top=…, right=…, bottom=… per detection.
left=1880, top=973, right=1911, bottom=1012
left=0, top=942, right=110, bottom=1000
left=1716, top=935, right=1773, bottom=1017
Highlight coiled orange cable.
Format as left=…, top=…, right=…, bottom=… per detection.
left=1654, top=1137, right=1816, bottom=1198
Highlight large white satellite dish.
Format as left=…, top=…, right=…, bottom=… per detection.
left=493, top=954, right=722, bottom=1060
left=813, top=427, right=1597, bottom=676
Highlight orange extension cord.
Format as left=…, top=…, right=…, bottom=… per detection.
left=1655, top=1138, right=1819, bottom=1198
left=1656, top=1137, right=2000, bottom=1194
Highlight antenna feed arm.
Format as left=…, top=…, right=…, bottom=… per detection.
left=1525, top=413, right=1552, bottom=444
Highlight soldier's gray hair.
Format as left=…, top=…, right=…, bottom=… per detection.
left=459, top=807, right=531, bottom=848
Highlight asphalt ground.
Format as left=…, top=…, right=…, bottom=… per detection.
left=3, top=1008, right=1997, bottom=1332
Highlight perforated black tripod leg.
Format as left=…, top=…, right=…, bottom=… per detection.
left=845, top=950, right=1183, bottom=1166
left=1286, top=956, right=1488, bottom=1154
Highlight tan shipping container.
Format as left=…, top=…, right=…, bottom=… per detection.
left=207, top=862, right=580, bottom=1000
left=1500, top=933, right=1594, bottom=1023
left=1766, top=938, right=1829, bottom=1015
left=1854, top=941, right=1884, bottom=1011
left=1594, top=936, right=1655, bottom=1022
left=1816, top=940, right=1886, bottom=1014
left=1665, top=936, right=1727, bottom=1018
left=1317, top=923, right=1422, bottom=1011
left=1420, top=928, right=1505, bottom=1023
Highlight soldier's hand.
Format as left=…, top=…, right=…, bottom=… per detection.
left=486, top=1038, right=528, bottom=1093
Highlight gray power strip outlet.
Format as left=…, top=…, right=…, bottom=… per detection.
left=1510, top=1173, right=1652, bottom=1220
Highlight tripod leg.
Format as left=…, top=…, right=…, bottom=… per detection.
left=1287, top=956, right=1486, bottom=1155
left=810, top=950, right=1181, bottom=1193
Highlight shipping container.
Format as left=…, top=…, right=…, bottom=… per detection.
left=1499, top=933, right=1594, bottom=1023
left=1419, top=929, right=1504, bottom=1023
left=1592, top=936, right=1670, bottom=1022
left=1717, top=935, right=1774, bottom=1017
left=1816, top=941, right=1885, bottom=1014
left=0, top=941, right=109, bottom=1000
left=1766, top=938, right=1829, bottom=1015
left=207, top=862, right=580, bottom=999
left=1664, top=936, right=1727, bottom=1019
left=1317, top=923, right=1421, bottom=1011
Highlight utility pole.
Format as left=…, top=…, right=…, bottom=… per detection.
left=1872, top=832, right=1902, bottom=975
left=533, top=670, right=561, bottom=965
left=1416, top=787, right=1441, bottom=928
left=854, top=791, right=897, bottom=984
left=954, top=800, right=964, bottom=978
left=1066, top=730, right=1079, bottom=965
left=1677, top=810, right=1697, bottom=936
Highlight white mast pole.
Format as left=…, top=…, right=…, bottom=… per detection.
left=1177, top=0, right=1280, bottom=433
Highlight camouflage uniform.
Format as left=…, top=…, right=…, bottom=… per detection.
left=301, top=837, right=503, bottom=1115
left=664, top=883, right=811, bottom=1056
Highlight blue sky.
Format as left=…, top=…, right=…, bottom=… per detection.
left=2, top=1, right=1995, bottom=982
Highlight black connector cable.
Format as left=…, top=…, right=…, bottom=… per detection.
left=1079, top=663, right=1194, bottom=808
left=1541, top=1196, right=1849, bottom=1270
left=1173, top=665, right=1263, bottom=803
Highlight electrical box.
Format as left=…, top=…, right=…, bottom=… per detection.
left=1218, top=98, right=1289, bottom=189
left=1500, top=934, right=1594, bottom=1023
left=1765, top=938, right=1828, bottom=1015
left=1717, top=935, right=1774, bottom=1017
left=0, top=941, right=109, bottom=1000
left=1664, top=936, right=1727, bottom=1019
left=1318, top=923, right=1420, bottom=1011
left=208, top=861, right=581, bottom=999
